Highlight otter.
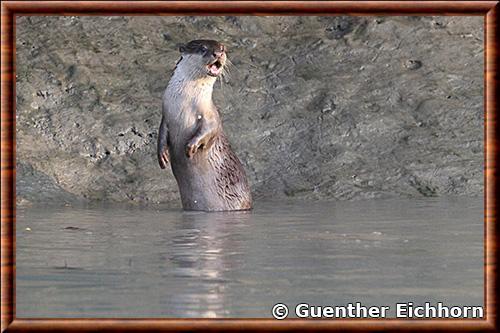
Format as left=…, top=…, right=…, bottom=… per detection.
left=157, top=40, right=252, bottom=212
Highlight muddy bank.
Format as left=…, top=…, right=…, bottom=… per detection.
left=15, top=16, right=484, bottom=205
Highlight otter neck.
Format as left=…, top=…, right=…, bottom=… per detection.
left=167, top=71, right=216, bottom=105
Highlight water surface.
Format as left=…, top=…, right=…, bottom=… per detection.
left=16, top=197, right=483, bottom=318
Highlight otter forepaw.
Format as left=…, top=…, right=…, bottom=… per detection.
left=158, top=150, right=170, bottom=169
left=186, top=142, right=199, bottom=158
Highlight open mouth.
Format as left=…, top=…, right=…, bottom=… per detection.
left=207, top=59, right=223, bottom=77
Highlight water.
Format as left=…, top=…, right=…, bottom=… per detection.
left=16, top=197, right=483, bottom=318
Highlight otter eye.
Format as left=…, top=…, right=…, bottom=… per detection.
left=200, top=45, right=208, bottom=53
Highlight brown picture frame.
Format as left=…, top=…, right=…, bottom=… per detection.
left=1, top=1, right=498, bottom=332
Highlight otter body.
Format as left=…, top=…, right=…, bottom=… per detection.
left=157, top=40, right=252, bottom=211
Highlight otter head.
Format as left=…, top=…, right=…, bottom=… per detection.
left=176, top=40, right=227, bottom=79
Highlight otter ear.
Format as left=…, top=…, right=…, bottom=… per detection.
left=178, top=44, right=186, bottom=53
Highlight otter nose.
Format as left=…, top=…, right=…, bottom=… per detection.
left=213, top=45, right=225, bottom=58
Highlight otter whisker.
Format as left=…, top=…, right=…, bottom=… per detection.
left=221, top=61, right=233, bottom=81
left=225, top=59, right=235, bottom=73
left=221, top=68, right=232, bottom=82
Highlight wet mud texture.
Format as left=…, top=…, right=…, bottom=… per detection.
left=16, top=16, right=484, bottom=205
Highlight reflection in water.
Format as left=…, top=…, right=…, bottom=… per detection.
left=16, top=197, right=483, bottom=318
left=165, top=212, right=251, bottom=317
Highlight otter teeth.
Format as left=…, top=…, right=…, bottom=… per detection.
left=207, top=59, right=223, bottom=76
left=208, top=63, right=222, bottom=76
